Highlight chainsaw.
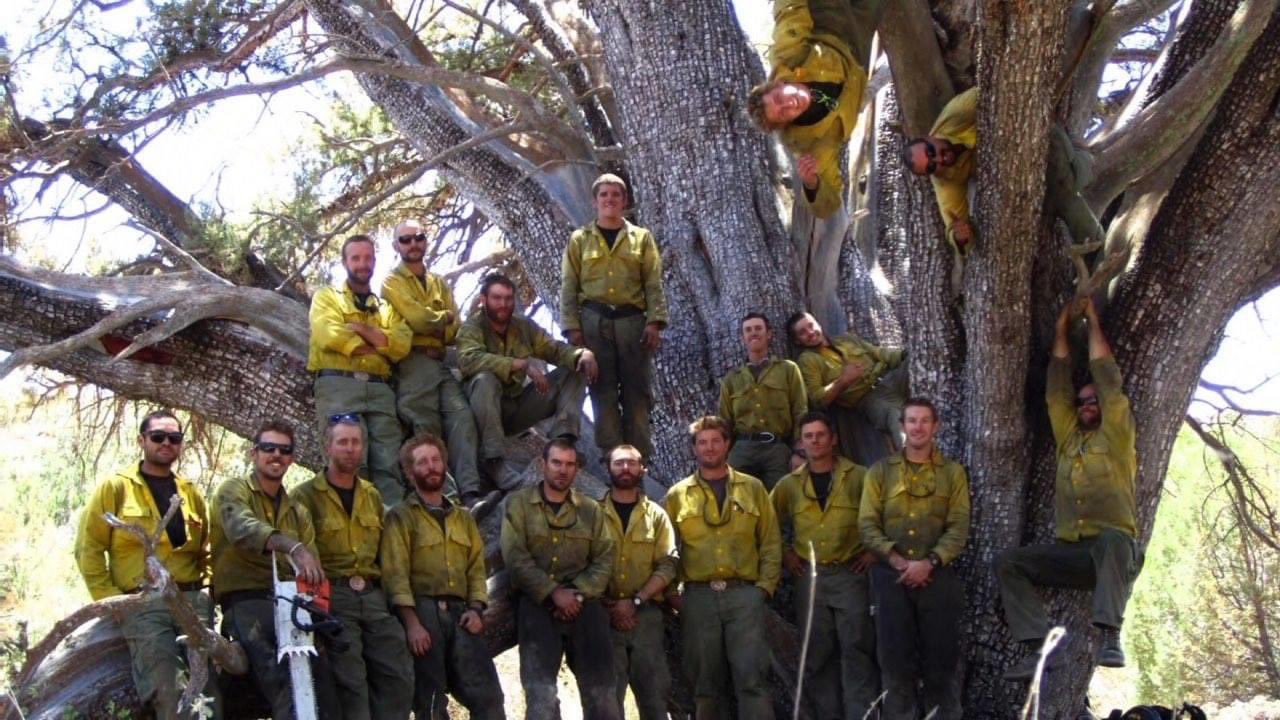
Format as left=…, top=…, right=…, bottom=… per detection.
left=272, top=553, right=343, bottom=720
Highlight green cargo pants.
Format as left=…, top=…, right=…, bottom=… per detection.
left=610, top=602, right=671, bottom=720
left=795, top=567, right=879, bottom=720
left=221, top=594, right=341, bottom=720
left=582, top=308, right=654, bottom=460
left=1045, top=125, right=1105, bottom=246
left=833, top=364, right=908, bottom=466
left=407, top=596, right=505, bottom=719
left=806, top=0, right=890, bottom=67
left=394, top=352, right=481, bottom=500
left=870, top=563, right=962, bottom=720
left=728, top=439, right=792, bottom=490
left=516, top=595, right=621, bottom=720
left=326, top=585, right=414, bottom=720
left=996, top=528, right=1142, bottom=642
left=467, top=368, right=587, bottom=462
left=118, top=590, right=220, bottom=720
left=314, top=375, right=406, bottom=505
left=681, top=583, right=775, bottom=720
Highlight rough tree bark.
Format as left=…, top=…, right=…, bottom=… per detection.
left=3, top=1, right=1280, bottom=718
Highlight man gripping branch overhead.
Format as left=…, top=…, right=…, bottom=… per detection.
left=748, top=0, right=888, bottom=219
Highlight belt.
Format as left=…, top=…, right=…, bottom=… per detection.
left=411, top=346, right=446, bottom=360
left=581, top=300, right=645, bottom=319
left=423, top=594, right=467, bottom=613
left=333, top=575, right=380, bottom=592
left=316, top=369, right=390, bottom=384
left=218, top=589, right=273, bottom=609
left=814, top=562, right=854, bottom=576
left=687, top=579, right=750, bottom=592
left=736, top=432, right=783, bottom=444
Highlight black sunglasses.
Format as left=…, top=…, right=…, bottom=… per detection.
left=255, top=441, right=295, bottom=455
left=397, top=233, right=428, bottom=245
left=146, top=431, right=184, bottom=445
left=329, top=412, right=360, bottom=425
left=921, top=140, right=938, bottom=175
left=1075, top=395, right=1099, bottom=408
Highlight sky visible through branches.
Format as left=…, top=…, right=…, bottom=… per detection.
left=0, top=0, right=1276, bottom=416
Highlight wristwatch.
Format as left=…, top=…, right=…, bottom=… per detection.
left=927, top=553, right=942, bottom=570
left=632, top=595, right=644, bottom=607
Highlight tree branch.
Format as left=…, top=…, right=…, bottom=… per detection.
left=1086, top=0, right=1279, bottom=209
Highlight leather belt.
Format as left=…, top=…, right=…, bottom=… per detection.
left=581, top=300, right=645, bottom=319
left=316, top=369, right=390, bottom=384
left=412, top=346, right=446, bottom=360
left=814, top=562, right=854, bottom=576
left=218, top=589, right=273, bottom=609
left=736, top=432, right=783, bottom=444
left=689, top=579, right=749, bottom=592
left=335, top=575, right=379, bottom=592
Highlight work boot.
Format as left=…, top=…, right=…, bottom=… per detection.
left=482, top=458, right=523, bottom=491
left=1097, top=627, right=1125, bottom=668
left=467, top=489, right=503, bottom=522
left=1003, top=640, right=1062, bottom=681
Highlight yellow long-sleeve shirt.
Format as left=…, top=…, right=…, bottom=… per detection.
left=796, top=333, right=904, bottom=409
left=306, top=284, right=412, bottom=377
left=560, top=220, right=668, bottom=333
left=1046, top=356, right=1138, bottom=541
left=769, top=0, right=868, bottom=218
left=500, top=484, right=616, bottom=603
left=210, top=475, right=317, bottom=600
left=771, top=456, right=868, bottom=564
left=928, top=88, right=978, bottom=247
left=858, top=449, right=970, bottom=566
left=380, top=492, right=488, bottom=608
left=665, top=468, right=782, bottom=595
left=602, top=494, right=678, bottom=600
left=75, top=465, right=209, bottom=600
left=380, top=263, right=461, bottom=352
left=719, top=358, right=808, bottom=439
left=456, top=311, right=583, bottom=397
left=292, top=472, right=386, bottom=581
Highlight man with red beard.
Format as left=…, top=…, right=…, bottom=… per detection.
left=998, top=298, right=1140, bottom=680
left=600, top=445, right=677, bottom=719
left=458, top=273, right=598, bottom=490
left=382, top=433, right=504, bottom=718
left=308, top=234, right=412, bottom=503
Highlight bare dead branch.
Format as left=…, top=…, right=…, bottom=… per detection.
left=1087, top=0, right=1279, bottom=208
left=274, top=119, right=532, bottom=291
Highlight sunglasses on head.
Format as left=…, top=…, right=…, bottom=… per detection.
left=329, top=412, right=361, bottom=425
left=397, top=233, right=428, bottom=245
left=255, top=441, right=295, bottom=455
left=146, top=431, right=184, bottom=445
left=1075, top=395, right=1099, bottom=408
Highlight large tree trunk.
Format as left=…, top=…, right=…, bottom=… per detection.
left=6, top=1, right=1280, bottom=718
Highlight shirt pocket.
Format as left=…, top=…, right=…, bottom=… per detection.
left=116, top=496, right=154, bottom=547
left=673, top=504, right=710, bottom=543
left=1082, top=441, right=1113, bottom=482
left=727, top=500, right=762, bottom=568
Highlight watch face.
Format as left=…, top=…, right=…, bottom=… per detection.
left=633, top=597, right=643, bottom=606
